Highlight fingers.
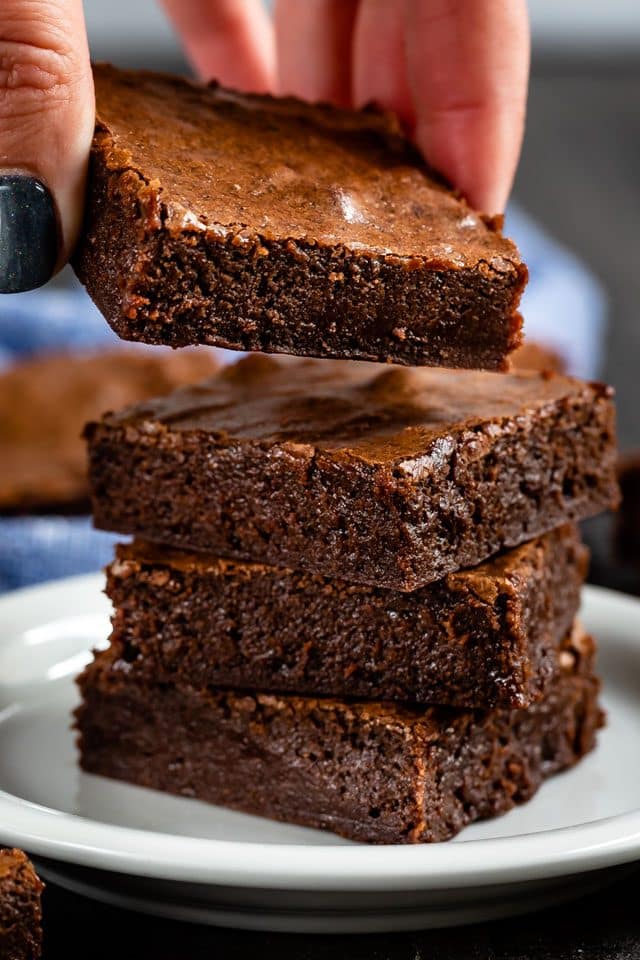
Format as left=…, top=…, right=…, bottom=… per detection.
left=0, top=0, right=94, bottom=291
left=275, top=0, right=528, bottom=212
left=352, top=0, right=414, bottom=129
left=274, top=0, right=359, bottom=107
left=160, top=0, right=275, bottom=92
left=404, top=0, right=530, bottom=213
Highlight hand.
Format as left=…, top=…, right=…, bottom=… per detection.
left=0, top=0, right=94, bottom=292
left=0, top=0, right=529, bottom=295
left=164, top=0, right=530, bottom=214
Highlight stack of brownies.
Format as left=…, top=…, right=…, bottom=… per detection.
left=74, top=66, right=619, bottom=844
left=76, top=357, right=617, bottom=843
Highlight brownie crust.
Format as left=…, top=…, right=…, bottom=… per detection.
left=76, top=625, right=602, bottom=845
left=86, top=356, right=619, bottom=591
left=73, top=65, right=526, bottom=370
left=107, top=525, right=587, bottom=708
left=0, top=849, right=44, bottom=960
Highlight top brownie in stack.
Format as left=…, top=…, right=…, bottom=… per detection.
left=86, top=355, right=618, bottom=591
left=73, top=64, right=526, bottom=370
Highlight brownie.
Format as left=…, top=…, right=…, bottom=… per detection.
left=0, top=348, right=218, bottom=513
left=76, top=623, right=602, bottom=845
left=0, top=849, right=43, bottom=960
left=511, top=341, right=566, bottom=373
left=86, top=355, right=619, bottom=591
left=107, top=524, right=587, bottom=708
left=72, top=64, right=527, bottom=370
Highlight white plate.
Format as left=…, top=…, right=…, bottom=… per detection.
left=1, top=575, right=640, bottom=933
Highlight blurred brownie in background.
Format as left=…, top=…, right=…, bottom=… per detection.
left=0, top=349, right=219, bottom=514
left=511, top=340, right=566, bottom=373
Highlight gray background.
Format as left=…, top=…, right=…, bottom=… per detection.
left=515, top=60, right=640, bottom=449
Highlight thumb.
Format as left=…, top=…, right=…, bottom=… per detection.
left=0, top=0, right=94, bottom=293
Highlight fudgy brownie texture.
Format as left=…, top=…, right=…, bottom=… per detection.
left=107, top=525, right=587, bottom=708
left=86, top=355, right=619, bottom=591
left=0, top=348, right=218, bottom=513
left=73, top=64, right=527, bottom=370
left=76, top=624, right=602, bottom=844
left=0, top=849, right=44, bottom=960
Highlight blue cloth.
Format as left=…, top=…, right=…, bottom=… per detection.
left=0, top=517, right=120, bottom=592
left=0, top=210, right=608, bottom=592
left=0, top=280, right=120, bottom=369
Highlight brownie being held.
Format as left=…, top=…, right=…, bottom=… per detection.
left=77, top=623, right=602, bottom=845
left=511, top=341, right=566, bottom=373
left=0, top=849, right=44, bottom=960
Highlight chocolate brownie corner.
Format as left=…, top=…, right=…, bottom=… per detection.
left=73, top=64, right=526, bottom=370
left=85, top=355, right=619, bottom=591
left=0, top=849, right=44, bottom=960
left=511, top=340, right=566, bottom=373
left=0, top=348, right=219, bottom=514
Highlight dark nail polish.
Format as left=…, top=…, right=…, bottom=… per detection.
left=0, top=175, right=58, bottom=294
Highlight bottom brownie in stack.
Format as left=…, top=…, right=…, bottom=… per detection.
left=77, top=622, right=600, bottom=844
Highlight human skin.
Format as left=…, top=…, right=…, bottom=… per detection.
left=0, top=0, right=529, bottom=292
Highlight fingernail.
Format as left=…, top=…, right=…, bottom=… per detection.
left=0, top=175, right=58, bottom=294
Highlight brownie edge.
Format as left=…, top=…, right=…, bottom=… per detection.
left=0, top=849, right=44, bottom=960
left=76, top=624, right=602, bottom=845
left=73, top=64, right=526, bottom=370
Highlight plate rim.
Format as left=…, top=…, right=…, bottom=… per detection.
left=1, top=575, right=640, bottom=892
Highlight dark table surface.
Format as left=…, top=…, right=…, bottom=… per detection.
left=38, top=57, right=640, bottom=958
left=41, top=862, right=640, bottom=960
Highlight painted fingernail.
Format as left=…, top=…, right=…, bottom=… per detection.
left=0, top=175, right=58, bottom=294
